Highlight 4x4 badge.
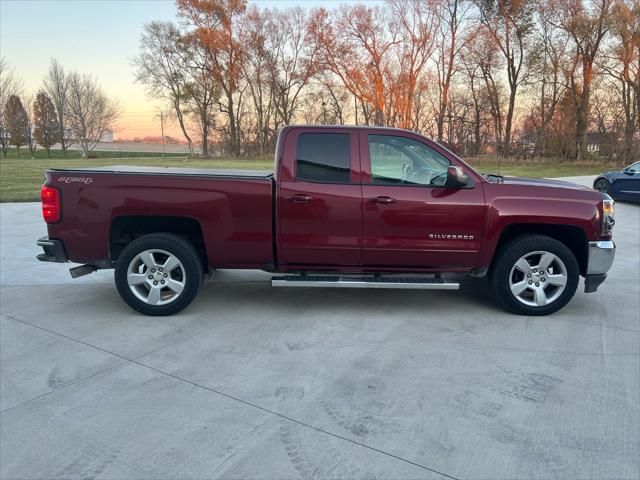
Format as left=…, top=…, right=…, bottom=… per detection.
left=58, top=176, right=94, bottom=184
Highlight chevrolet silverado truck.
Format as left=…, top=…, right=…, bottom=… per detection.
left=37, top=125, right=616, bottom=316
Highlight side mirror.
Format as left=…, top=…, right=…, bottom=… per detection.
left=445, top=166, right=469, bottom=188
left=623, top=169, right=633, bottom=176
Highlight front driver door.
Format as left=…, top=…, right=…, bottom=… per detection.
left=616, top=161, right=640, bottom=201
left=360, top=131, right=486, bottom=269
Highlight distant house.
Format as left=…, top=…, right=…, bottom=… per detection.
left=586, top=132, right=605, bottom=154
left=585, top=132, right=627, bottom=158
left=519, top=132, right=537, bottom=155
left=100, top=129, right=114, bottom=143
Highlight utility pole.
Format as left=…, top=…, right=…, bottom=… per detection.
left=160, top=111, right=165, bottom=156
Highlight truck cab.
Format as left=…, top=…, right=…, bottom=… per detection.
left=275, top=126, right=485, bottom=270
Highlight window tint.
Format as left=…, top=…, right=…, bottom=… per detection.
left=368, top=135, right=451, bottom=186
left=296, top=133, right=351, bottom=183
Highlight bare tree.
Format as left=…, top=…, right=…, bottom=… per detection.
left=460, top=47, right=487, bottom=154
left=43, top=59, right=71, bottom=157
left=310, top=4, right=397, bottom=126
left=303, top=77, right=350, bottom=125
left=117, top=1, right=639, bottom=161
left=65, top=72, right=120, bottom=159
left=552, top=0, right=612, bottom=160
left=601, top=0, right=640, bottom=161
left=239, top=6, right=276, bottom=156
left=476, top=0, right=533, bottom=156
left=264, top=7, right=320, bottom=127
left=434, top=0, right=474, bottom=141
left=133, top=21, right=195, bottom=156
left=388, top=0, right=440, bottom=129
left=526, top=4, right=567, bottom=156
left=0, top=58, right=23, bottom=158
left=181, top=35, right=220, bottom=156
left=464, top=26, right=505, bottom=150
left=177, top=0, right=247, bottom=157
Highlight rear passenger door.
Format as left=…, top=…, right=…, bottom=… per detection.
left=277, top=128, right=363, bottom=266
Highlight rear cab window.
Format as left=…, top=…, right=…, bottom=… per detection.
left=296, top=133, right=351, bottom=183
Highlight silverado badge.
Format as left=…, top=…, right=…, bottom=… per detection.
left=429, top=233, right=475, bottom=240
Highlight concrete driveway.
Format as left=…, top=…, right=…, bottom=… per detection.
left=1, top=176, right=638, bottom=479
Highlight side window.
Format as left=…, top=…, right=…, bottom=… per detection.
left=296, top=133, right=351, bottom=183
left=368, top=135, right=451, bottom=186
left=627, top=162, right=640, bottom=174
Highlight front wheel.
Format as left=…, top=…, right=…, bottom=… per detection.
left=594, top=178, right=611, bottom=195
left=489, top=235, right=579, bottom=316
left=115, top=233, right=204, bottom=316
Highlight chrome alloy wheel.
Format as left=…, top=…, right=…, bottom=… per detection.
left=508, top=250, right=568, bottom=307
left=126, top=249, right=185, bottom=305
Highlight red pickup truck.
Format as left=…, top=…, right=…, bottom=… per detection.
left=37, top=125, right=615, bottom=316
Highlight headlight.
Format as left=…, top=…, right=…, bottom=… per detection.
left=602, top=199, right=615, bottom=234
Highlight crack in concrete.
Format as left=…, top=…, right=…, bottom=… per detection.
left=0, top=313, right=459, bottom=480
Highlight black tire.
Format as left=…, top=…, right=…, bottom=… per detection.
left=489, top=234, right=579, bottom=316
left=594, top=178, right=611, bottom=195
left=115, top=233, right=204, bottom=316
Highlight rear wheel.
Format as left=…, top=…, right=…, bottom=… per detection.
left=115, top=233, right=204, bottom=316
left=490, top=235, right=579, bottom=315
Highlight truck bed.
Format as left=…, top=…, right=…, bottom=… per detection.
left=45, top=165, right=275, bottom=268
left=50, top=165, right=273, bottom=179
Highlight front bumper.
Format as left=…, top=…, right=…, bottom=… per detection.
left=584, top=240, right=615, bottom=293
left=36, top=236, right=67, bottom=263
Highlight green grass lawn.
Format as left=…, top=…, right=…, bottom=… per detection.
left=3, top=148, right=187, bottom=160
left=0, top=154, right=274, bottom=202
left=0, top=148, right=618, bottom=202
left=466, top=161, right=616, bottom=178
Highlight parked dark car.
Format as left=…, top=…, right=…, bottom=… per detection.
left=594, top=161, right=640, bottom=202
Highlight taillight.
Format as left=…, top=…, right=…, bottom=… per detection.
left=41, top=185, right=60, bottom=223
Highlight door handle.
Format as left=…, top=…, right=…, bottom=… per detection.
left=370, top=196, right=396, bottom=204
left=286, top=194, right=313, bottom=203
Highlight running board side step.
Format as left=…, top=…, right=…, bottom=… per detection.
left=271, top=275, right=459, bottom=290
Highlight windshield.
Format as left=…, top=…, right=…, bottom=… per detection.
left=626, top=162, right=640, bottom=173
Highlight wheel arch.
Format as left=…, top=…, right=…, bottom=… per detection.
left=109, top=215, right=208, bottom=266
left=593, top=176, right=609, bottom=189
left=490, top=223, right=588, bottom=276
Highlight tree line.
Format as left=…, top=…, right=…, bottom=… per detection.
left=0, top=59, right=119, bottom=159
left=134, top=0, right=639, bottom=161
